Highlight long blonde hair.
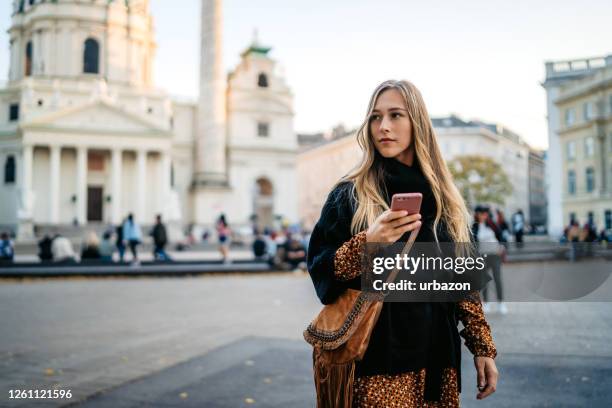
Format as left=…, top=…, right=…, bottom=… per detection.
left=341, top=80, right=471, bottom=243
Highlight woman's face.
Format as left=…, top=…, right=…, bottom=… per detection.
left=477, top=211, right=489, bottom=223
left=369, top=88, right=414, bottom=165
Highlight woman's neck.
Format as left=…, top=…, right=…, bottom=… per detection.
left=395, top=147, right=415, bottom=167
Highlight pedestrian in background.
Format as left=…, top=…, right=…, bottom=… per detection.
left=122, top=213, right=142, bottom=265
left=473, top=206, right=507, bottom=314
left=38, top=234, right=54, bottom=262
left=115, top=222, right=125, bottom=262
left=216, top=213, right=231, bottom=263
left=151, top=214, right=169, bottom=261
left=0, top=232, right=14, bottom=263
left=80, top=231, right=101, bottom=261
left=51, top=235, right=76, bottom=264
left=99, top=231, right=115, bottom=262
left=252, top=228, right=268, bottom=261
left=511, top=209, right=525, bottom=248
left=496, top=209, right=511, bottom=244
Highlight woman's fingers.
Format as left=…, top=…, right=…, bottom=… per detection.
left=388, top=213, right=421, bottom=229
left=476, top=358, right=498, bottom=400
left=398, top=220, right=421, bottom=234
left=383, top=210, right=410, bottom=223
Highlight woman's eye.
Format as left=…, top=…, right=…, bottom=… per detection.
left=370, top=115, right=381, bottom=121
left=391, top=112, right=402, bottom=118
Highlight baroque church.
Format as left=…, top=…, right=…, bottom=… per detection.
left=0, top=0, right=298, bottom=240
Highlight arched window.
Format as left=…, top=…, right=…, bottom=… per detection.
left=4, top=156, right=16, bottom=184
left=83, top=38, right=100, bottom=74
left=257, top=73, right=268, bottom=88
left=25, top=41, right=32, bottom=76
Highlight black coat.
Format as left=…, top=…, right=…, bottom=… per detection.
left=307, top=157, right=462, bottom=401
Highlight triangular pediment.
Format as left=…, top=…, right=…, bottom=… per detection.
left=23, top=99, right=169, bottom=135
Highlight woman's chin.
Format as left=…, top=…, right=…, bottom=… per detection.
left=376, top=149, right=401, bottom=158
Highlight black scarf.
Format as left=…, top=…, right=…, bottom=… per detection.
left=355, top=157, right=462, bottom=402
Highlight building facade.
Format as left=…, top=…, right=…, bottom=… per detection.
left=528, top=149, right=547, bottom=229
left=297, top=129, right=360, bottom=230
left=555, top=63, right=612, bottom=231
left=0, top=0, right=298, bottom=240
left=542, top=54, right=612, bottom=237
left=433, top=116, right=531, bottom=221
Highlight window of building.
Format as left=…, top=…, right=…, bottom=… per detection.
left=564, top=108, right=575, bottom=126
left=25, top=41, right=32, bottom=76
left=569, top=212, right=576, bottom=224
left=257, top=73, right=269, bottom=88
left=18, top=0, right=25, bottom=13
left=567, top=170, right=576, bottom=195
left=583, top=102, right=594, bottom=121
left=9, top=103, right=19, bottom=121
left=605, top=210, right=612, bottom=230
left=566, top=141, right=576, bottom=160
left=4, top=156, right=16, bottom=184
left=257, top=122, right=269, bottom=137
left=587, top=211, right=594, bottom=226
left=586, top=167, right=595, bottom=193
left=83, top=38, right=100, bottom=74
left=584, top=137, right=594, bottom=157
left=609, top=95, right=612, bottom=115
left=29, top=0, right=35, bottom=5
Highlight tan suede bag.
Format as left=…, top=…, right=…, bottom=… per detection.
left=303, top=228, right=419, bottom=408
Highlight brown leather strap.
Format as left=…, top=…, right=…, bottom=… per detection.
left=382, top=226, right=420, bottom=293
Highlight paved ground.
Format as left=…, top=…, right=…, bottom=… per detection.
left=1, top=262, right=612, bottom=407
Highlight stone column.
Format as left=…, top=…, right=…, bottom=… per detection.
left=159, top=151, right=171, bottom=210
left=49, top=145, right=61, bottom=223
left=75, top=146, right=87, bottom=225
left=136, top=149, right=147, bottom=220
left=111, top=148, right=122, bottom=224
left=194, top=0, right=227, bottom=186
left=16, top=144, right=35, bottom=240
left=21, top=145, right=33, bottom=206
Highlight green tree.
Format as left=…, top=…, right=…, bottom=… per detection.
left=448, top=155, right=513, bottom=208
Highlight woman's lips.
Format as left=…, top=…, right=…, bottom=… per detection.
left=379, top=138, right=395, bottom=143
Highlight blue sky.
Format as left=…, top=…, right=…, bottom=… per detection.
left=1, top=0, right=611, bottom=149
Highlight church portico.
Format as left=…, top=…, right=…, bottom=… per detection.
left=20, top=140, right=172, bottom=228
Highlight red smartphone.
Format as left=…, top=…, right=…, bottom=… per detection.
left=391, top=193, right=422, bottom=215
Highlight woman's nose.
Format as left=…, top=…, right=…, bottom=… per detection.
left=380, top=116, right=391, bottom=132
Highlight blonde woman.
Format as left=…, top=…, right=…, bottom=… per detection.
left=307, top=80, right=498, bottom=407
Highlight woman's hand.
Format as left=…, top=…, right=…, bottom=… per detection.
left=366, top=209, right=421, bottom=243
left=474, top=356, right=498, bottom=400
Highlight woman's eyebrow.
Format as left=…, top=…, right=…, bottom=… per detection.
left=372, top=107, right=408, bottom=113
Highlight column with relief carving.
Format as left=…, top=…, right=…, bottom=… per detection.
left=194, top=0, right=227, bottom=187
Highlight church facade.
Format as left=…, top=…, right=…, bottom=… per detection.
left=0, top=0, right=298, bottom=240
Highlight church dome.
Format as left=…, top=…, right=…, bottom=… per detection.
left=8, top=0, right=155, bottom=87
